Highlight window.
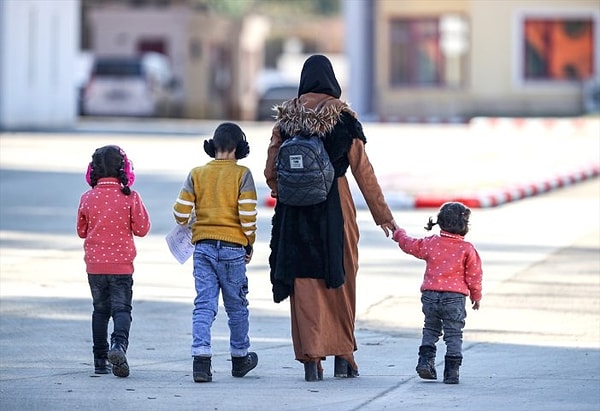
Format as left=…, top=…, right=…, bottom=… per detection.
left=524, top=18, right=594, bottom=81
left=389, top=15, right=468, bottom=88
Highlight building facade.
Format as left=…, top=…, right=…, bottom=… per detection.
left=87, top=4, right=269, bottom=120
left=346, top=0, right=600, bottom=121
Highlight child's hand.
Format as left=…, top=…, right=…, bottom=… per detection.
left=391, top=227, right=405, bottom=243
left=244, top=245, right=253, bottom=264
left=471, top=300, right=480, bottom=310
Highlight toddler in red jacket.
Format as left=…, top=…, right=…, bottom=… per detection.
left=392, top=202, right=482, bottom=384
left=77, top=145, right=151, bottom=377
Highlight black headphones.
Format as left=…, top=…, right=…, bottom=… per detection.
left=203, top=129, right=249, bottom=159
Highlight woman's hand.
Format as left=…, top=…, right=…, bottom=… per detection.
left=380, top=219, right=399, bottom=237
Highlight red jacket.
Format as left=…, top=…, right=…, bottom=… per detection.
left=393, top=228, right=482, bottom=301
left=77, top=178, right=151, bottom=274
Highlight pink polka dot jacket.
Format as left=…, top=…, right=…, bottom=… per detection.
left=393, top=228, right=482, bottom=301
left=77, top=178, right=151, bottom=274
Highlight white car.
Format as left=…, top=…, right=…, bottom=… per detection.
left=82, top=53, right=178, bottom=117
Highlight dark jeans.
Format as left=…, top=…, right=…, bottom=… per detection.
left=87, top=274, right=133, bottom=359
left=420, top=291, right=466, bottom=358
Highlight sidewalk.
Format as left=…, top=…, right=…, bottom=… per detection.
left=1, top=123, right=599, bottom=410
left=1, top=184, right=599, bottom=410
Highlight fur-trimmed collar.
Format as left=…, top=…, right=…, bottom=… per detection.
left=274, top=98, right=351, bottom=138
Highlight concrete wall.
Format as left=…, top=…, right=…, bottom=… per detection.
left=0, top=0, right=79, bottom=130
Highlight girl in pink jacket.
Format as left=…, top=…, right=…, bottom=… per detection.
left=77, top=145, right=150, bottom=377
left=392, top=202, right=482, bottom=384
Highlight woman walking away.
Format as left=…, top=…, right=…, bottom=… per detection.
left=265, top=54, right=398, bottom=381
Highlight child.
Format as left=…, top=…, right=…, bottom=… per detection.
left=392, top=202, right=482, bottom=384
left=173, top=122, right=258, bottom=383
left=77, top=145, right=151, bottom=377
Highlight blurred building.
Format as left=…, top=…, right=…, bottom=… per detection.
left=0, top=0, right=80, bottom=130
left=346, top=0, right=600, bottom=121
left=85, top=2, right=269, bottom=120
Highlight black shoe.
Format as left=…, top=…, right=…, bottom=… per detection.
left=231, top=352, right=258, bottom=378
left=416, top=345, right=437, bottom=380
left=108, top=343, right=129, bottom=378
left=443, top=356, right=462, bottom=384
left=193, top=356, right=212, bottom=382
left=334, top=356, right=359, bottom=378
left=416, top=357, right=437, bottom=380
left=94, top=358, right=111, bottom=374
left=303, top=361, right=324, bottom=382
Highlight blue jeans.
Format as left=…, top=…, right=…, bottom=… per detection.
left=191, top=241, right=250, bottom=357
left=420, top=291, right=466, bottom=358
left=87, top=274, right=133, bottom=358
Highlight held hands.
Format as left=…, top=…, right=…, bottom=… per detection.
left=471, top=300, right=481, bottom=310
left=380, top=219, right=400, bottom=238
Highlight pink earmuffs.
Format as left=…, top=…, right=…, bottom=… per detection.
left=85, top=146, right=135, bottom=187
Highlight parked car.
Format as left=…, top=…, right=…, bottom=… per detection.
left=256, top=84, right=298, bottom=121
left=82, top=53, right=179, bottom=117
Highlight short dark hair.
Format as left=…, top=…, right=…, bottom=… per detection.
left=213, top=122, right=245, bottom=153
left=425, top=202, right=471, bottom=236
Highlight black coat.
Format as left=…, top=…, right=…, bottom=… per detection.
left=269, top=108, right=366, bottom=303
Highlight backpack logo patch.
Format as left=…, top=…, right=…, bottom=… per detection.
left=289, top=155, right=303, bottom=169
left=276, top=135, right=334, bottom=206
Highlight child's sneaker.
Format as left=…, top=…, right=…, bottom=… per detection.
left=231, top=352, right=258, bottom=377
left=193, top=356, right=212, bottom=382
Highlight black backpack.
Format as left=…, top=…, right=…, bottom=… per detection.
left=276, top=134, right=334, bottom=206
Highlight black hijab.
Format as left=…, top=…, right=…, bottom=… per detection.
left=297, top=54, right=342, bottom=99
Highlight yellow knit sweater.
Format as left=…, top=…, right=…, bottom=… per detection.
left=173, top=160, right=257, bottom=246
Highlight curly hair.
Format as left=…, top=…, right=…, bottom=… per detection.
left=425, top=202, right=471, bottom=236
left=89, top=145, right=131, bottom=195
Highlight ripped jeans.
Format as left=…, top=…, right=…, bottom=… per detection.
left=191, top=241, right=251, bottom=357
left=420, top=291, right=467, bottom=358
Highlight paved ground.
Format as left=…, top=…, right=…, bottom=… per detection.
left=0, top=121, right=599, bottom=410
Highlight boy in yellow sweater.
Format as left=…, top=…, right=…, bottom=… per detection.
left=173, top=122, right=258, bottom=382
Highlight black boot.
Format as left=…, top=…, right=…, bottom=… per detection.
left=94, top=358, right=111, bottom=374
left=303, top=360, right=324, bottom=382
left=193, top=356, right=212, bottom=382
left=231, top=352, right=258, bottom=378
left=416, top=345, right=437, bottom=380
left=334, top=356, right=359, bottom=378
left=108, top=342, right=129, bottom=378
left=443, top=355, right=462, bottom=384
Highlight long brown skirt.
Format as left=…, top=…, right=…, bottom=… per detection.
left=289, top=176, right=360, bottom=366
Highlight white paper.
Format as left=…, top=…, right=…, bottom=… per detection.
left=165, top=224, right=194, bottom=264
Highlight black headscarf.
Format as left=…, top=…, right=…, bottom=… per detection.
left=297, top=54, right=342, bottom=99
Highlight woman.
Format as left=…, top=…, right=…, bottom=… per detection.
left=264, top=54, right=398, bottom=381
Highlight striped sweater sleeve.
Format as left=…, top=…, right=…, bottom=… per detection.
left=239, top=169, right=257, bottom=246
left=173, top=172, right=195, bottom=225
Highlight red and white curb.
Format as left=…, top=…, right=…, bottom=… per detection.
left=262, top=164, right=599, bottom=209
left=412, top=164, right=599, bottom=209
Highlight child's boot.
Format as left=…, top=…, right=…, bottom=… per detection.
left=231, top=352, right=258, bottom=377
left=193, top=356, right=212, bottom=382
left=108, top=341, right=130, bottom=378
left=416, top=345, right=437, bottom=380
left=94, top=357, right=111, bottom=374
left=443, top=355, right=462, bottom=384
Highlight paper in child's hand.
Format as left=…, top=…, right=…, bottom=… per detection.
left=165, top=224, right=193, bottom=264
